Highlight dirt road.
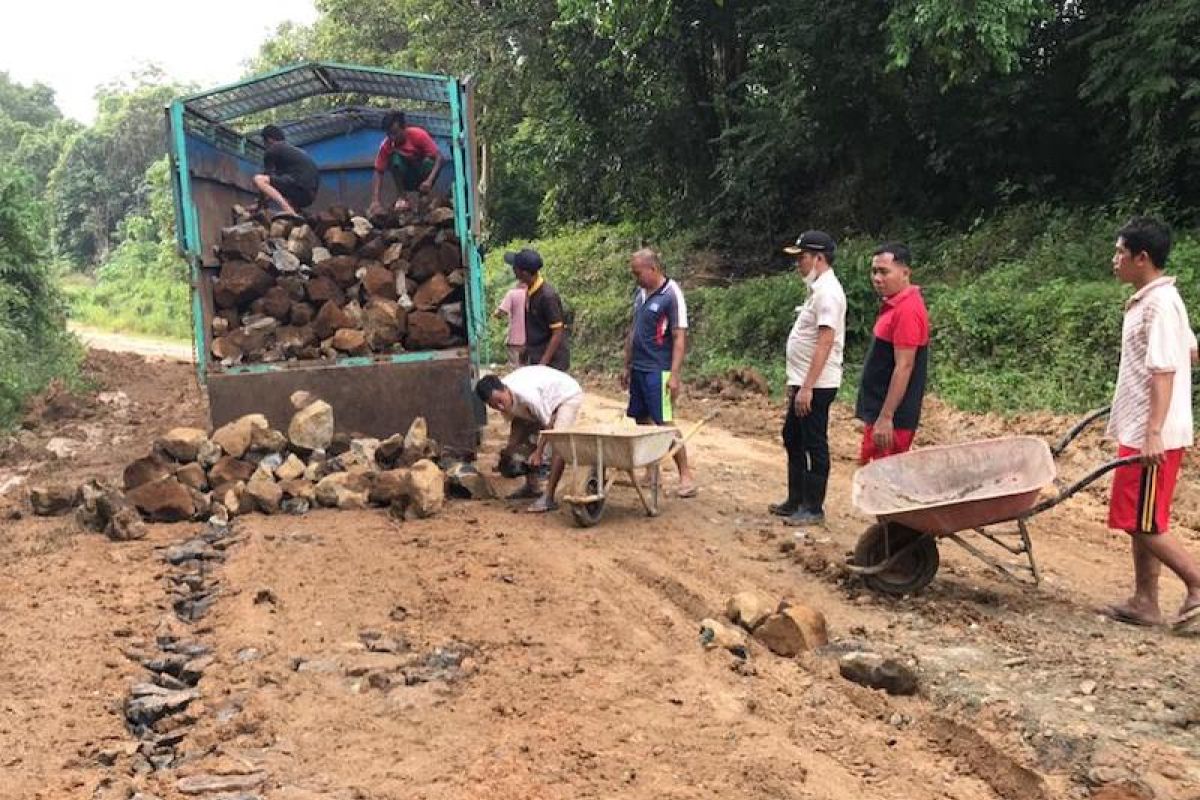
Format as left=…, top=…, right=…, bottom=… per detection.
left=0, top=351, right=1196, bottom=800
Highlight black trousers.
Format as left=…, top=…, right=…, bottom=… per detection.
left=781, top=386, right=837, bottom=512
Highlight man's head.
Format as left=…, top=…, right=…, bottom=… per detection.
left=1113, top=217, right=1170, bottom=285
left=629, top=247, right=664, bottom=290
left=261, top=125, right=286, bottom=145
left=871, top=242, right=913, bottom=298
left=503, top=248, right=543, bottom=286
left=784, top=231, right=836, bottom=279
left=382, top=111, right=408, bottom=145
left=474, top=374, right=514, bottom=413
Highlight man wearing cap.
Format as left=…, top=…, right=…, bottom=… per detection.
left=506, top=248, right=570, bottom=372
left=856, top=242, right=930, bottom=462
left=252, top=125, right=320, bottom=217
left=623, top=248, right=698, bottom=498
left=475, top=367, right=585, bottom=513
left=368, top=110, right=445, bottom=216
left=770, top=231, right=846, bottom=525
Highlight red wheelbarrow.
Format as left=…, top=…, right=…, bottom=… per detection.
left=848, top=407, right=1140, bottom=595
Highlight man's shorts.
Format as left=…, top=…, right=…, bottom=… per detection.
left=390, top=155, right=436, bottom=191
left=859, top=424, right=916, bottom=465
left=627, top=369, right=673, bottom=424
left=268, top=174, right=315, bottom=209
left=509, top=394, right=584, bottom=453
left=1109, top=445, right=1185, bottom=534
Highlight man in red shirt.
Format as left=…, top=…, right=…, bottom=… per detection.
left=854, top=242, right=930, bottom=463
left=368, top=111, right=445, bottom=215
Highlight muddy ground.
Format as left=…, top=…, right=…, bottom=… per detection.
left=0, top=351, right=1196, bottom=800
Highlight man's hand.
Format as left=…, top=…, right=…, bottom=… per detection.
left=872, top=416, right=895, bottom=451
left=620, top=368, right=631, bottom=390
left=528, top=448, right=544, bottom=468
left=794, top=387, right=813, bottom=417
left=667, top=373, right=681, bottom=402
left=1143, top=431, right=1166, bottom=466
left=393, top=197, right=412, bottom=213
left=419, top=178, right=434, bottom=194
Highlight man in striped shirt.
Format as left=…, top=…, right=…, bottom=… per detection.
left=1102, top=217, right=1200, bottom=632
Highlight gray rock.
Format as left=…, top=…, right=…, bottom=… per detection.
left=125, top=689, right=200, bottom=726
left=838, top=651, right=919, bottom=696
left=175, top=772, right=268, bottom=795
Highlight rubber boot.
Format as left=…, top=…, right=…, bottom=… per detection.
left=770, top=455, right=805, bottom=516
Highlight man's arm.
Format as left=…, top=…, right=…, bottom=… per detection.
left=872, top=347, right=916, bottom=449
left=795, top=327, right=834, bottom=416
left=421, top=152, right=445, bottom=193
left=1143, top=370, right=1174, bottom=465
left=622, top=329, right=634, bottom=389
left=369, top=170, right=386, bottom=213
left=667, top=328, right=687, bottom=400
left=539, top=327, right=565, bottom=366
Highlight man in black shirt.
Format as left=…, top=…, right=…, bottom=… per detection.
left=504, top=248, right=570, bottom=372
left=252, top=125, right=320, bottom=217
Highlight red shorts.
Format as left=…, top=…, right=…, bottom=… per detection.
left=859, top=425, right=916, bottom=465
left=1108, top=446, right=1185, bottom=534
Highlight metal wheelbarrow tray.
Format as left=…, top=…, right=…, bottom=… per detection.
left=848, top=408, right=1140, bottom=595
left=539, top=424, right=679, bottom=528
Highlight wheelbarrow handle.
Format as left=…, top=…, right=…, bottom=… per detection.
left=1051, top=406, right=1112, bottom=457
left=661, top=410, right=718, bottom=464
left=1027, top=454, right=1143, bottom=516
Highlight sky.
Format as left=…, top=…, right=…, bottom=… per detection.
left=0, top=0, right=319, bottom=123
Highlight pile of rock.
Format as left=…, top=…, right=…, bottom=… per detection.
left=700, top=590, right=829, bottom=658
left=118, top=392, right=452, bottom=524
left=209, top=197, right=466, bottom=366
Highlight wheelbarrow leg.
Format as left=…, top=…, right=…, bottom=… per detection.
left=628, top=469, right=659, bottom=517
left=1018, top=518, right=1041, bottom=585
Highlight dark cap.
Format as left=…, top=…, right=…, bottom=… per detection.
left=503, top=248, right=543, bottom=272
left=783, top=230, right=836, bottom=256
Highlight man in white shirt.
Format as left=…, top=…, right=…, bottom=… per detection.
left=475, top=366, right=584, bottom=513
left=769, top=231, right=847, bottom=526
left=1101, top=217, right=1200, bottom=632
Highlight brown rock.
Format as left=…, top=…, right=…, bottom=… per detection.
left=313, top=301, right=353, bottom=340
left=838, top=652, right=918, bottom=696
left=412, top=273, right=454, bottom=310
left=262, top=286, right=293, bottom=320
left=429, top=206, right=456, bottom=226
left=363, top=301, right=406, bottom=349
left=445, top=462, right=495, bottom=499
left=447, top=269, right=465, bottom=288
left=369, top=469, right=410, bottom=505
left=290, top=302, right=314, bottom=326
left=30, top=484, right=78, bottom=516
left=405, top=311, right=453, bottom=350
left=250, top=427, right=289, bottom=453
left=753, top=605, right=828, bottom=657
left=211, top=317, right=229, bottom=338
left=277, top=325, right=316, bottom=356
left=317, top=254, right=360, bottom=287
left=725, top=591, right=778, bottom=632
left=408, top=244, right=443, bottom=282
left=208, top=456, right=255, bottom=485
left=323, top=227, right=358, bottom=255
left=699, top=618, right=748, bottom=654
left=362, top=265, right=398, bottom=300
left=279, top=478, right=315, bottom=501
left=287, top=225, right=315, bottom=263
left=288, top=400, right=334, bottom=451
left=211, top=414, right=269, bottom=459
left=124, top=454, right=172, bottom=491
left=126, top=477, right=195, bottom=522
left=270, top=218, right=293, bottom=239
left=213, top=261, right=272, bottom=309
left=275, top=453, right=307, bottom=482
left=246, top=469, right=283, bottom=514
left=358, top=236, right=386, bottom=260
left=276, top=276, right=305, bottom=302
left=306, top=276, right=343, bottom=306
left=218, top=222, right=265, bottom=261
left=376, top=433, right=404, bottom=467
left=159, top=428, right=209, bottom=463
left=226, top=327, right=268, bottom=355
left=175, top=462, right=209, bottom=491
left=315, top=472, right=372, bottom=509
left=407, top=459, right=445, bottom=518
left=212, top=481, right=249, bottom=516
left=332, top=328, right=369, bottom=355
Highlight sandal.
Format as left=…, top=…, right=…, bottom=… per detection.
left=525, top=496, right=558, bottom=514
left=1098, top=604, right=1161, bottom=628
left=506, top=484, right=540, bottom=500
left=1171, top=603, right=1200, bottom=633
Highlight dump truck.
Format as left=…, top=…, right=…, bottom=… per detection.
left=165, top=62, right=487, bottom=454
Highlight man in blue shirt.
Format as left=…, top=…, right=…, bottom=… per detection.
left=622, top=248, right=698, bottom=498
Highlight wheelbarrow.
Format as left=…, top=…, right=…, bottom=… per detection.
left=847, top=407, right=1140, bottom=595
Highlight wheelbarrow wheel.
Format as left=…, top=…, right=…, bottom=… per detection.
left=571, top=467, right=606, bottom=528
left=853, top=522, right=939, bottom=596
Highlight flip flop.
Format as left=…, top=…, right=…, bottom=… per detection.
left=1098, top=604, right=1160, bottom=628
left=1170, top=604, right=1200, bottom=633
left=676, top=485, right=699, bottom=499
left=270, top=212, right=306, bottom=224
left=525, top=497, right=558, bottom=514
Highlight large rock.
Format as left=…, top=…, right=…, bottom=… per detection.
left=699, top=618, right=748, bottom=655
left=288, top=400, right=334, bottom=451
left=313, top=301, right=353, bottom=340
left=290, top=302, right=315, bottom=327
left=323, top=227, right=358, bottom=255
left=412, top=273, right=454, bottom=310
left=838, top=652, right=919, bottom=696
left=279, top=478, right=316, bottom=502
left=261, top=286, right=293, bottom=320
left=277, top=324, right=317, bottom=356
left=362, top=265, right=398, bottom=300
left=405, top=311, right=453, bottom=350
left=77, top=479, right=147, bottom=540
left=208, top=456, right=255, bottom=485
left=306, top=276, right=344, bottom=306
left=124, top=454, right=172, bottom=491
left=752, top=605, right=828, bottom=657
left=213, top=261, right=273, bottom=309
left=315, top=472, right=372, bottom=509
left=369, top=468, right=410, bottom=506
left=725, top=591, right=778, bottom=632
left=175, top=462, right=209, bottom=491
left=446, top=462, right=495, bottom=499
left=402, top=416, right=440, bottom=464
left=406, top=459, right=445, bottom=518
left=363, top=300, right=406, bottom=350
left=219, top=222, right=265, bottom=261
left=249, top=426, right=289, bottom=454
left=196, top=439, right=223, bottom=469
left=246, top=469, right=283, bottom=514
left=213, top=481, right=249, bottom=517
left=275, top=453, right=307, bottom=482
left=126, top=477, right=195, bottom=522
left=30, top=484, right=78, bottom=516
left=317, top=254, right=359, bottom=287
left=429, top=206, right=456, bottom=226
left=159, top=428, right=209, bottom=463
left=381, top=242, right=404, bottom=266
left=376, top=433, right=404, bottom=467
left=211, top=414, right=269, bottom=459
left=331, top=328, right=369, bottom=355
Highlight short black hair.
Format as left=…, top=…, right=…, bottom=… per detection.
left=1117, top=216, right=1171, bottom=269
left=261, top=125, right=285, bottom=143
left=474, top=374, right=504, bottom=403
left=382, top=111, right=407, bottom=132
left=874, top=241, right=912, bottom=267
